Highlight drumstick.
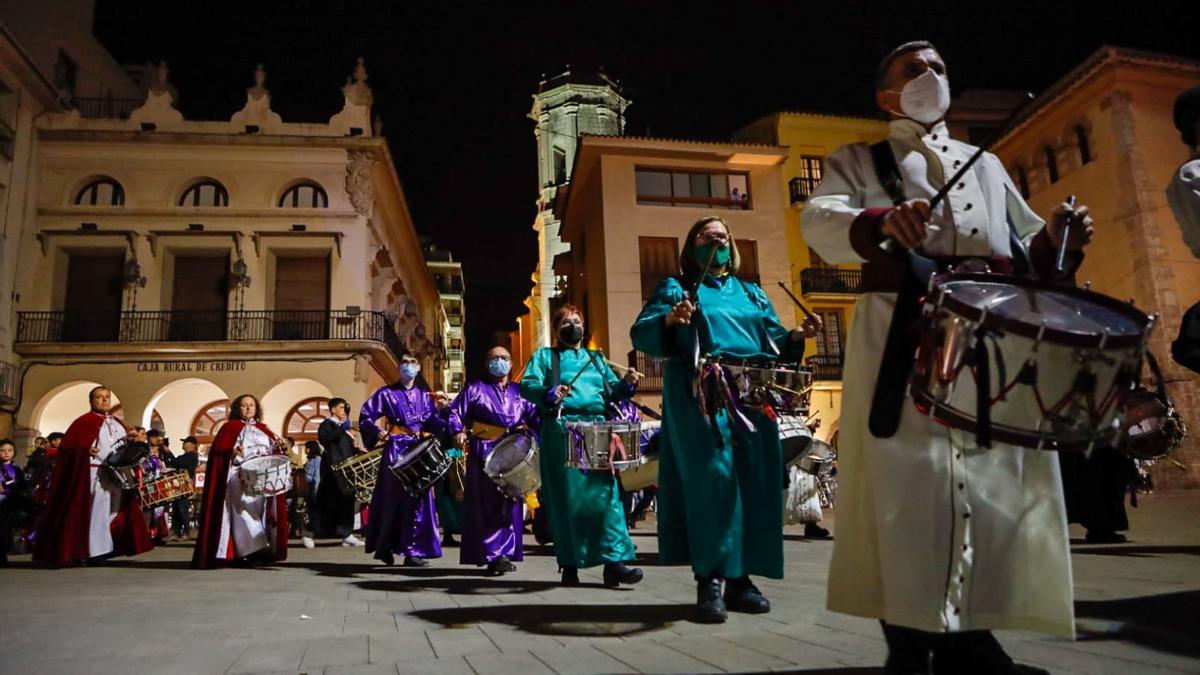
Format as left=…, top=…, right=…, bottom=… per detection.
left=606, top=359, right=643, bottom=378
left=776, top=281, right=819, bottom=322
left=768, top=381, right=814, bottom=399
left=1054, top=195, right=1076, bottom=277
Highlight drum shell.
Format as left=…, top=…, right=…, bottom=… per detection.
left=565, top=421, right=644, bottom=471
left=139, top=469, right=195, bottom=508
left=238, top=455, right=293, bottom=497
left=483, top=432, right=541, bottom=500
left=389, top=437, right=451, bottom=497
left=777, top=414, right=814, bottom=467
left=333, top=448, right=382, bottom=503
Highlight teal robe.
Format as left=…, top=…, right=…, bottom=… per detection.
left=520, top=346, right=636, bottom=569
left=630, top=274, right=802, bottom=579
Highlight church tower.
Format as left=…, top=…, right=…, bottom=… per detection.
left=525, top=68, right=629, bottom=349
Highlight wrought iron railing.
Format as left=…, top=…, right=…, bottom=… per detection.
left=72, top=97, right=144, bottom=119
left=0, top=360, right=18, bottom=406
left=15, top=310, right=388, bottom=344
left=805, top=353, right=843, bottom=381
left=799, top=267, right=863, bottom=295
left=628, top=350, right=665, bottom=392
left=446, top=349, right=464, bottom=361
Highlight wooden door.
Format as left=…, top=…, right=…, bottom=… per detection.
left=273, top=255, right=330, bottom=339
left=171, top=254, right=229, bottom=340
left=63, top=252, right=124, bottom=341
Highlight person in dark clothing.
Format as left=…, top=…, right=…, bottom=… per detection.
left=0, top=439, right=32, bottom=566
left=312, top=397, right=363, bottom=546
left=1059, top=449, right=1138, bottom=544
left=166, top=436, right=201, bottom=538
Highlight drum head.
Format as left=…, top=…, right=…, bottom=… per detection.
left=107, top=440, right=150, bottom=468
left=936, top=274, right=1149, bottom=348
left=486, top=433, right=536, bottom=474
left=396, top=437, right=438, bottom=466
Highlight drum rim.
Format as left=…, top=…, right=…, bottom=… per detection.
left=930, top=272, right=1151, bottom=349
left=485, top=432, right=537, bottom=474
left=911, top=386, right=1119, bottom=452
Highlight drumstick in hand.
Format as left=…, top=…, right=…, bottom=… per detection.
left=606, top=360, right=643, bottom=379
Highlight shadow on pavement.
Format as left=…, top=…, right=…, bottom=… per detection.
left=356, top=576, right=610, bottom=595
left=409, top=602, right=692, bottom=636
left=1071, top=545, right=1200, bottom=557
left=1075, top=590, right=1200, bottom=657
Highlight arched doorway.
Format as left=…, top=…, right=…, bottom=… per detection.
left=109, top=405, right=164, bottom=432
left=283, top=397, right=331, bottom=444
left=30, top=381, right=122, bottom=436
left=143, top=378, right=230, bottom=445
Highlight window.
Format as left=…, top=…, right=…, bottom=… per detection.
left=638, top=236, right=679, bottom=301
left=190, top=399, right=231, bottom=451
left=736, top=239, right=760, bottom=286
left=1075, top=125, right=1092, bottom=165
left=814, top=308, right=845, bottom=356
left=635, top=168, right=751, bottom=209
left=279, top=181, right=329, bottom=208
left=284, top=397, right=331, bottom=442
left=53, top=50, right=78, bottom=100
left=75, top=178, right=125, bottom=206
left=789, top=155, right=824, bottom=203
left=179, top=179, right=229, bottom=207
left=553, top=147, right=567, bottom=185
left=1016, top=166, right=1031, bottom=199
left=1044, top=146, right=1059, bottom=184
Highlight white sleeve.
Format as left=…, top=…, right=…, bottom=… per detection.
left=990, top=153, right=1045, bottom=243
left=801, top=144, right=873, bottom=264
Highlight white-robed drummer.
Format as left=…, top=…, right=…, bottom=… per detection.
left=801, top=41, right=1094, bottom=673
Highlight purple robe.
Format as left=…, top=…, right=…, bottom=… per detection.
left=447, top=379, right=538, bottom=565
left=359, top=382, right=445, bottom=560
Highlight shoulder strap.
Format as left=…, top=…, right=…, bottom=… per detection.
left=584, top=349, right=615, bottom=398
left=550, top=348, right=561, bottom=389
left=870, top=140, right=906, bottom=206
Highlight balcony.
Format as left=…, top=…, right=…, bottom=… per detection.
left=72, top=97, right=143, bottom=120
left=799, top=268, right=862, bottom=295
left=0, top=360, right=18, bottom=407
left=446, top=348, right=464, bottom=362
left=628, top=350, right=665, bottom=392
left=15, top=310, right=389, bottom=345
left=805, top=353, right=843, bottom=381
left=447, top=314, right=463, bottom=328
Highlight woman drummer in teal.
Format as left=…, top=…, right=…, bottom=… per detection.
left=520, top=304, right=645, bottom=588
left=630, top=215, right=820, bottom=623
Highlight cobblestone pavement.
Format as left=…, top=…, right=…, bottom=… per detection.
left=2, top=491, right=1197, bottom=674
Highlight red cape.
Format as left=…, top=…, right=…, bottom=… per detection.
left=32, top=411, right=152, bottom=568
left=191, top=420, right=289, bottom=569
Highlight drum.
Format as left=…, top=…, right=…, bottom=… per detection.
left=777, top=413, right=814, bottom=466
left=617, top=421, right=661, bottom=491
left=138, top=469, right=195, bottom=508
left=798, top=439, right=836, bottom=477
left=334, top=448, right=382, bottom=503
left=911, top=272, right=1154, bottom=452
left=238, top=455, right=293, bottom=497
left=718, top=359, right=813, bottom=413
left=1121, top=387, right=1188, bottom=460
left=101, top=440, right=150, bottom=491
left=389, top=437, right=451, bottom=497
left=565, top=421, right=644, bottom=471
left=484, top=431, right=541, bottom=500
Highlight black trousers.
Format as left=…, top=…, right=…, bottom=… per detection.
left=171, top=497, right=190, bottom=536
left=881, top=622, right=1016, bottom=674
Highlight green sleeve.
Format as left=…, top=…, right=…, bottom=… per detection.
left=519, top=348, right=551, bottom=406
left=630, top=276, right=686, bottom=358
left=748, top=280, right=805, bottom=363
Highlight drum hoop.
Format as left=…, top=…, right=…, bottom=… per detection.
left=931, top=273, right=1150, bottom=349
left=911, top=386, right=1117, bottom=453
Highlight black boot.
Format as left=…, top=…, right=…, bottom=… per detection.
left=560, top=565, right=580, bottom=586
left=1084, top=529, right=1127, bottom=544
left=602, top=562, right=644, bottom=588
left=402, top=554, right=429, bottom=568
left=804, top=522, right=832, bottom=539
left=724, top=576, right=770, bottom=614
left=933, top=631, right=1050, bottom=675
left=695, top=577, right=727, bottom=623
left=443, top=532, right=459, bottom=546
left=880, top=622, right=934, bottom=674
left=377, top=551, right=395, bottom=566
left=487, top=555, right=516, bottom=577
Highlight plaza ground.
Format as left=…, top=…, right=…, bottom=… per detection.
left=1, top=491, right=1197, bottom=674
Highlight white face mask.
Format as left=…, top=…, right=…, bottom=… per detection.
left=1167, top=159, right=1200, bottom=259
left=894, top=69, right=951, bottom=125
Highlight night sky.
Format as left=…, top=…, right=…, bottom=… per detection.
left=94, top=0, right=1197, bottom=377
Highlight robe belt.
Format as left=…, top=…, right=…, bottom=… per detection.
left=869, top=254, right=1013, bottom=441
left=388, top=423, right=418, bottom=437
left=470, top=421, right=508, bottom=441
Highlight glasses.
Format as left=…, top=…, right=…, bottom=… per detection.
left=695, top=231, right=730, bottom=245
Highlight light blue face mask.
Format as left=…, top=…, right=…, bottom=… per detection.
left=400, top=363, right=421, bottom=382
left=488, top=358, right=512, bottom=378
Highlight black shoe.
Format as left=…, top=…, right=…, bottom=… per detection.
left=804, top=522, right=832, bottom=539
left=724, top=577, right=770, bottom=614
left=1084, top=530, right=1127, bottom=544
left=487, top=555, right=517, bottom=576
left=443, top=533, right=459, bottom=546
left=560, top=565, right=580, bottom=586
left=402, top=555, right=429, bottom=567
left=378, top=552, right=395, bottom=566
left=602, top=562, right=644, bottom=588
left=695, top=577, right=727, bottom=623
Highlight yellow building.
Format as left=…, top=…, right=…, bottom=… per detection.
left=735, top=112, right=888, bottom=443
left=990, top=47, right=1200, bottom=488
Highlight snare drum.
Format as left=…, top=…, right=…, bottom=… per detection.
left=911, top=272, right=1153, bottom=452
left=711, top=358, right=813, bottom=413
left=484, top=431, right=541, bottom=500
left=777, top=413, right=814, bottom=466
left=1121, top=387, right=1188, bottom=460
left=333, top=448, right=382, bottom=503
left=139, top=469, right=195, bottom=508
left=617, top=421, right=661, bottom=491
left=101, top=440, right=150, bottom=491
left=565, top=421, right=644, bottom=471
left=238, top=455, right=293, bottom=497
left=389, top=437, right=451, bottom=497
